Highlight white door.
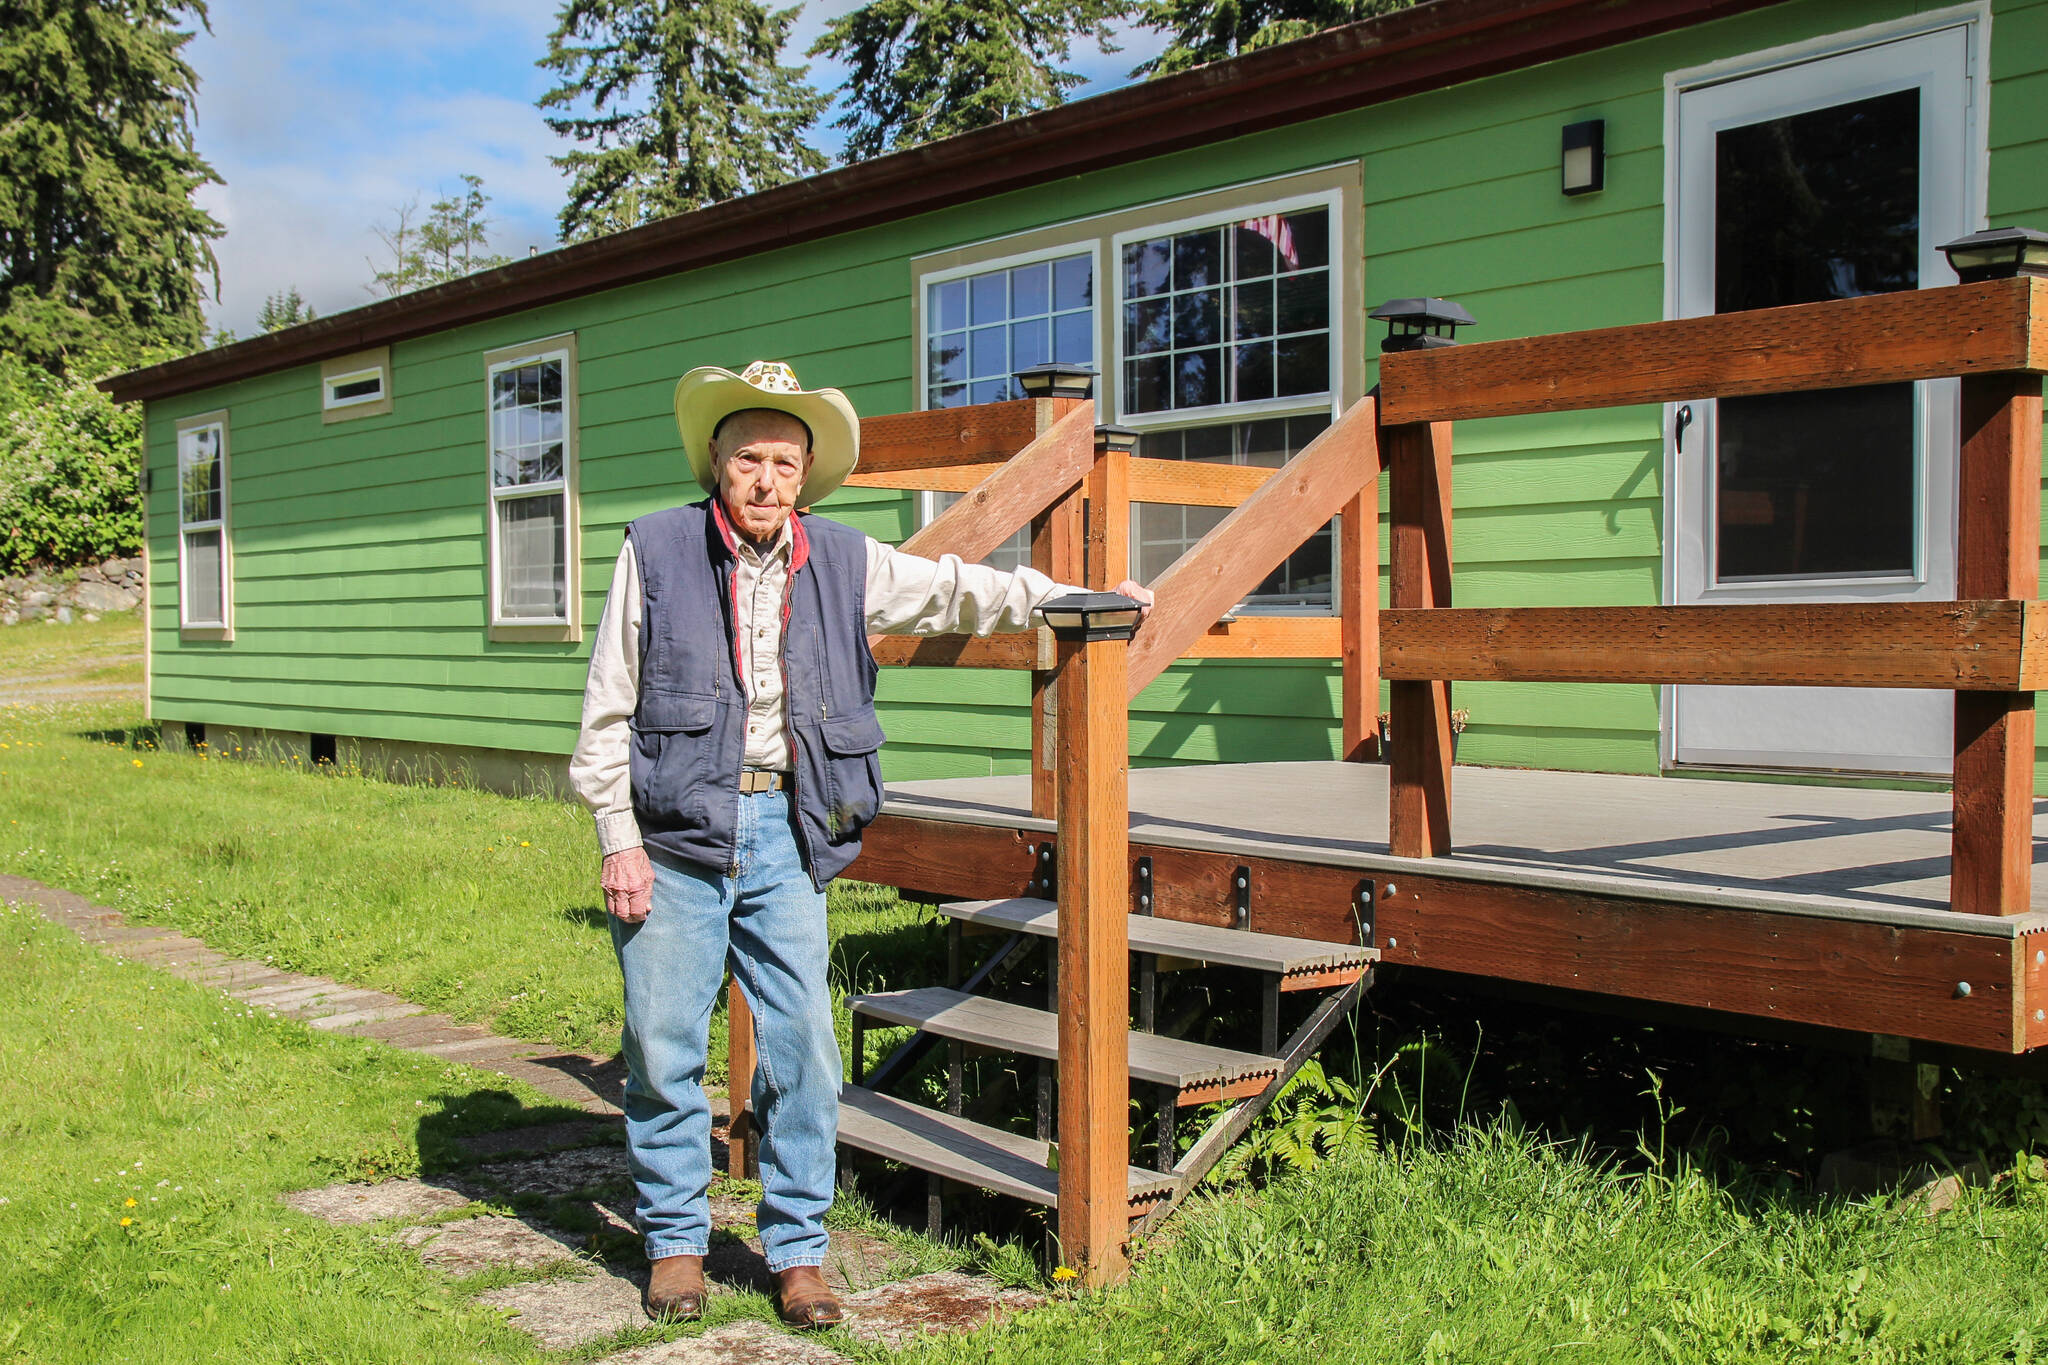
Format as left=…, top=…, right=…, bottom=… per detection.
left=1668, top=22, right=1979, bottom=776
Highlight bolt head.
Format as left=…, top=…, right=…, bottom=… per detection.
left=1385, top=883, right=1397, bottom=897
left=1956, top=981, right=1973, bottom=998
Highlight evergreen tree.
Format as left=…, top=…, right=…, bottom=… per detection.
left=366, top=198, right=425, bottom=297
left=538, top=0, right=828, bottom=243
left=0, top=0, right=224, bottom=374
left=812, top=0, right=1119, bottom=162
left=257, top=286, right=315, bottom=332
left=418, top=175, right=510, bottom=280
left=1133, top=0, right=1420, bottom=77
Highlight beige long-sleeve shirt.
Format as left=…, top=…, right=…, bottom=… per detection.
left=569, top=520, right=1080, bottom=857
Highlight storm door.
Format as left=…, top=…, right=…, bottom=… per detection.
left=1668, top=24, right=1975, bottom=775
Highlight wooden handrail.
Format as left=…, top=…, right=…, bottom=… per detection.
left=856, top=399, right=1047, bottom=473
left=1125, top=397, right=1382, bottom=696
left=889, top=403, right=1096, bottom=563
left=850, top=453, right=1276, bottom=508
left=1379, top=276, right=2048, bottom=424
left=1377, top=601, right=2048, bottom=689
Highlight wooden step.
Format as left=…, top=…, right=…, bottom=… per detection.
left=938, top=897, right=1376, bottom=984
left=848, top=986, right=1277, bottom=1103
left=838, top=1086, right=1175, bottom=1211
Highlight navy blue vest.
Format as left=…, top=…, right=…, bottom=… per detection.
left=626, top=500, right=884, bottom=889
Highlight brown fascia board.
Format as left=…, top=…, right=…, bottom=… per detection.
left=104, top=0, right=1780, bottom=404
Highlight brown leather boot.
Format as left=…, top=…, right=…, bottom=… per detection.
left=773, top=1264, right=844, bottom=1329
left=644, top=1253, right=707, bottom=1320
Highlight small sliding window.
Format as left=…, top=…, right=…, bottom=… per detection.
left=320, top=347, right=393, bottom=421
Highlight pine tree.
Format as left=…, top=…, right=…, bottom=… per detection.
left=1133, top=0, right=1420, bottom=77
left=538, top=0, right=829, bottom=243
left=0, top=0, right=224, bottom=373
left=257, top=286, right=315, bottom=332
left=417, top=175, right=510, bottom=281
left=812, top=0, right=1120, bottom=162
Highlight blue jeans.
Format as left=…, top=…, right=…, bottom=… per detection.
left=608, top=789, right=841, bottom=1270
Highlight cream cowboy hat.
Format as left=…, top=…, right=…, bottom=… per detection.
left=673, top=361, right=861, bottom=508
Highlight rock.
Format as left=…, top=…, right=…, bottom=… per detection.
left=102, top=556, right=141, bottom=580
left=72, top=580, right=138, bottom=613
left=459, top=1145, right=634, bottom=1199
left=53, top=606, right=72, bottom=625
left=476, top=1267, right=648, bottom=1350
left=279, top=1179, right=473, bottom=1225
left=394, top=1215, right=584, bottom=1274
left=839, top=1271, right=1044, bottom=1350
left=1906, top=1173, right=1966, bottom=1218
left=21, top=590, right=52, bottom=609
left=592, top=1319, right=850, bottom=1364
left=82, top=612, right=99, bottom=623
left=1, top=611, right=15, bottom=627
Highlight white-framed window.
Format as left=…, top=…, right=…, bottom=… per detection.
left=484, top=334, right=579, bottom=639
left=175, top=411, right=231, bottom=636
left=920, top=243, right=1099, bottom=571
left=320, top=346, right=392, bottom=422
left=910, top=170, right=1357, bottom=602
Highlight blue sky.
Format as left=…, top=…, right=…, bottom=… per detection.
left=185, top=1, right=1166, bottom=338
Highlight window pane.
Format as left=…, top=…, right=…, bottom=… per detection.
left=970, top=272, right=1007, bottom=325
left=517, top=365, right=541, bottom=407
left=969, top=326, right=1005, bottom=381
left=1234, top=342, right=1275, bottom=402
left=1173, top=289, right=1220, bottom=349
left=539, top=363, right=562, bottom=403
left=970, top=378, right=1010, bottom=405
left=931, top=383, right=968, bottom=408
left=1126, top=355, right=1171, bottom=413
left=178, top=427, right=221, bottom=526
left=183, top=527, right=223, bottom=624
left=1011, top=262, right=1050, bottom=317
left=1011, top=317, right=1049, bottom=374
left=1715, top=384, right=1916, bottom=580
left=929, top=333, right=966, bottom=386
left=1053, top=311, right=1093, bottom=365
left=1173, top=230, right=1223, bottom=290
left=1124, top=239, right=1170, bottom=299
left=1053, top=254, right=1092, bottom=310
left=330, top=375, right=381, bottom=402
left=498, top=492, right=566, bottom=620
left=1235, top=279, right=1274, bottom=340
left=492, top=370, right=517, bottom=409
left=1276, top=270, right=1329, bottom=335
left=1175, top=350, right=1221, bottom=408
left=1234, top=220, right=1277, bottom=280
left=1276, top=333, right=1329, bottom=397
left=1125, top=298, right=1169, bottom=355
left=932, top=279, right=968, bottom=332
left=1281, top=209, right=1329, bottom=272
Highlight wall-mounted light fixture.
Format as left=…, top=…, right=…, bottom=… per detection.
left=1938, top=226, right=2048, bottom=282
left=1562, top=119, right=1605, bottom=196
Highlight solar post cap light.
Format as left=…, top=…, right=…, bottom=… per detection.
left=1095, top=425, right=1139, bottom=453
left=1015, top=362, right=1099, bottom=400
left=1938, top=227, right=2048, bottom=283
left=1367, top=297, right=1475, bottom=353
left=1039, top=592, right=1145, bottom=642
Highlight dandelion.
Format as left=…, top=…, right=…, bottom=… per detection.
left=119, top=1217, right=132, bottom=1226
left=124, top=1198, right=136, bottom=1207
left=1052, top=1266, right=1078, bottom=1282
left=520, top=841, right=530, bottom=848
left=131, top=759, right=142, bottom=768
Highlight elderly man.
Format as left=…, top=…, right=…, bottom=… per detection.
left=570, top=361, right=1151, bottom=1328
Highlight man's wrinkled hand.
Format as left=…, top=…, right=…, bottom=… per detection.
left=601, top=846, right=655, bottom=923
left=1114, top=579, right=1156, bottom=621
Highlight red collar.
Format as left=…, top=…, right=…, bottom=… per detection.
left=708, top=497, right=810, bottom=574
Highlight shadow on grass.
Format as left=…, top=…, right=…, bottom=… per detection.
left=77, top=721, right=162, bottom=749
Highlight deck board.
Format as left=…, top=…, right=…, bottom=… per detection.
left=880, top=762, right=2048, bottom=934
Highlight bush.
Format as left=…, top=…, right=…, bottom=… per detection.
left=0, top=348, right=165, bottom=574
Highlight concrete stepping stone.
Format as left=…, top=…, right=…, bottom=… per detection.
left=281, top=1179, right=472, bottom=1225
left=840, top=1271, right=1044, bottom=1350
left=394, top=1215, right=585, bottom=1275
left=476, top=1267, right=648, bottom=1351
left=593, top=1319, right=849, bottom=1364
left=462, top=1145, right=635, bottom=1199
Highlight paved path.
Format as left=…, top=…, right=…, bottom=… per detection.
left=2, top=872, right=632, bottom=1115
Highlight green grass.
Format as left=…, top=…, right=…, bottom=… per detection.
left=0, top=902, right=566, bottom=1364
left=0, top=612, right=143, bottom=682
left=888, top=1127, right=2048, bottom=1365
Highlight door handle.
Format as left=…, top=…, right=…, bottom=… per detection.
left=1674, top=403, right=1693, bottom=454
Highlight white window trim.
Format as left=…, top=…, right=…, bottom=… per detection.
left=483, top=333, right=581, bottom=643
left=174, top=409, right=232, bottom=640
left=1109, top=185, right=1346, bottom=433
left=320, top=346, right=393, bottom=423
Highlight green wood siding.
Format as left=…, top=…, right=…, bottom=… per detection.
left=143, top=0, right=2048, bottom=786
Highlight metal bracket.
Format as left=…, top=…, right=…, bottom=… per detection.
left=1135, top=857, right=1154, bottom=915
left=1355, top=879, right=1376, bottom=949
left=1029, top=841, right=1056, bottom=898
left=1232, top=866, right=1250, bottom=930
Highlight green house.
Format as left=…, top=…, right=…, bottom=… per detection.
left=106, top=0, right=2048, bottom=791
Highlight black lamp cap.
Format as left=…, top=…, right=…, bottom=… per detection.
left=1039, top=590, right=1145, bottom=641
left=1938, top=226, right=2048, bottom=281
left=1015, top=362, right=1098, bottom=397
left=1369, top=297, right=1475, bottom=352
left=1095, top=424, right=1140, bottom=452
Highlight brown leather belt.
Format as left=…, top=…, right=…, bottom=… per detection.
left=739, top=769, right=791, bottom=793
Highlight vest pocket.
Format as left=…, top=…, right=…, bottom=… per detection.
left=632, top=693, right=718, bottom=826
left=818, top=712, right=886, bottom=841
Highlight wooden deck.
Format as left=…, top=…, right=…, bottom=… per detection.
left=851, top=762, right=2048, bottom=1055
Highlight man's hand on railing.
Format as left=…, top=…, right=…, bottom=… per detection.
left=1115, top=580, right=1156, bottom=620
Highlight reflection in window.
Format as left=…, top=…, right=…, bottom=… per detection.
left=177, top=422, right=227, bottom=627
left=1134, top=413, right=1335, bottom=607
left=1123, top=208, right=1330, bottom=415
left=488, top=351, right=571, bottom=621
left=926, top=253, right=1093, bottom=408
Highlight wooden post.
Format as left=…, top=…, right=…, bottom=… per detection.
left=1086, top=433, right=1131, bottom=591
left=1054, top=623, right=1132, bottom=1286
left=1031, top=488, right=1085, bottom=818
left=1952, top=372, right=2043, bottom=915
left=1340, top=479, right=1382, bottom=761
left=1385, top=416, right=1454, bottom=857
left=726, top=978, right=758, bottom=1177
